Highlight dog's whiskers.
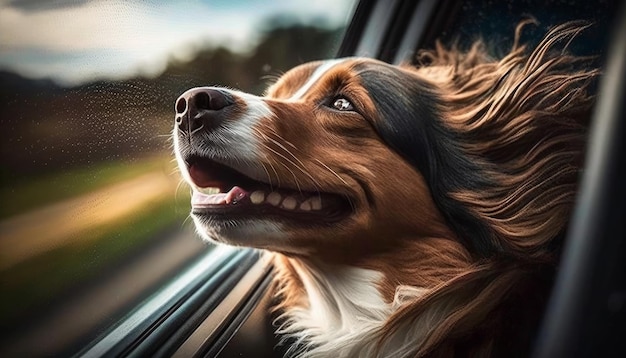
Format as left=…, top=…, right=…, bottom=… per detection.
left=253, top=127, right=322, bottom=195
left=174, top=178, right=187, bottom=202
left=265, top=126, right=299, bottom=150
left=264, top=155, right=281, bottom=189
left=181, top=214, right=192, bottom=228
left=256, top=155, right=275, bottom=191
left=314, top=158, right=350, bottom=188
left=263, top=129, right=323, bottom=195
left=260, top=142, right=303, bottom=193
left=259, top=125, right=321, bottom=190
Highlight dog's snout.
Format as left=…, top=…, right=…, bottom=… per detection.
left=175, top=88, right=234, bottom=133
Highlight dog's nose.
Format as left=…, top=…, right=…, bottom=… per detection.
left=175, top=88, right=234, bottom=133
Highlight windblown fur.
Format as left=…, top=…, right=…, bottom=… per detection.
left=426, top=21, right=597, bottom=258
left=271, top=22, right=597, bottom=357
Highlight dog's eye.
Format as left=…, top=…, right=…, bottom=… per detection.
left=332, top=97, right=354, bottom=111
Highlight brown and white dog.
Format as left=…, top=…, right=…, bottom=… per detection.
left=173, top=22, right=597, bottom=357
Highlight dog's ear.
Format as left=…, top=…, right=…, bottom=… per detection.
left=414, top=21, right=598, bottom=259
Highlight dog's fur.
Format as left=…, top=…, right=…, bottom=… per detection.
left=173, top=22, right=598, bottom=357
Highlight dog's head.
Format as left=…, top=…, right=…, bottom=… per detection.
left=173, top=57, right=455, bottom=258
left=173, top=23, right=597, bottom=262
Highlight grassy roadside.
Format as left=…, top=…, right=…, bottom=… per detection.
left=0, top=153, right=178, bottom=219
left=0, top=151, right=195, bottom=326
left=0, top=192, right=191, bottom=326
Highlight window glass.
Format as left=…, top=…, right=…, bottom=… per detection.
left=425, top=0, right=617, bottom=65
left=0, top=0, right=356, bottom=355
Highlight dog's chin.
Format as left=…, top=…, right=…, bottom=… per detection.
left=190, top=205, right=356, bottom=254
left=192, top=215, right=287, bottom=247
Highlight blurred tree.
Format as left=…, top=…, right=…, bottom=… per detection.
left=0, top=23, right=345, bottom=179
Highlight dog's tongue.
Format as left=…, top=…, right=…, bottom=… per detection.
left=192, top=186, right=248, bottom=206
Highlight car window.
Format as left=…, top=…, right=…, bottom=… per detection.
left=431, top=0, right=616, bottom=62
left=0, top=1, right=356, bottom=356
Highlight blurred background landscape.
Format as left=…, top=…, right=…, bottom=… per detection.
left=0, top=0, right=353, bottom=354
left=0, top=21, right=344, bottom=182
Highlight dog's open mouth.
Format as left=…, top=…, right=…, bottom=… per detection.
left=186, top=156, right=351, bottom=222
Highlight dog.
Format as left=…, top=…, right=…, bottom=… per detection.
left=173, top=21, right=598, bottom=357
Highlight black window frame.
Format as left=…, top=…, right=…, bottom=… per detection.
left=532, top=6, right=626, bottom=357
left=78, top=246, right=265, bottom=356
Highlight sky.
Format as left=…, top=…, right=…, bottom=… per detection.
left=0, top=0, right=356, bottom=85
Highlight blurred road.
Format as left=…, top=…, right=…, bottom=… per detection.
left=0, top=167, right=218, bottom=356
left=0, top=225, right=209, bottom=357
left=0, top=171, right=179, bottom=269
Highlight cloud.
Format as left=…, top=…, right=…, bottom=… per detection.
left=0, top=1, right=258, bottom=84
left=0, top=1, right=256, bottom=52
left=0, top=0, right=356, bottom=84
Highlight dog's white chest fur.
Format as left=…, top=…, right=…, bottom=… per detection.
left=277, top=261, right=393, bottom=357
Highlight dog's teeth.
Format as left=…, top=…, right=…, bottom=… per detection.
left=250, top=191, right=265, bottom=204
left=282, top=196, right=297, bottom=210
left=199, top=187, right=220, bottom=195
left=300, top=201, right=312, bottom=211
left=310, top=197, right=322, bottom=210
left=301, top=197, right=322, bottom=211
left=266, top=192, right=282, bottom=206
